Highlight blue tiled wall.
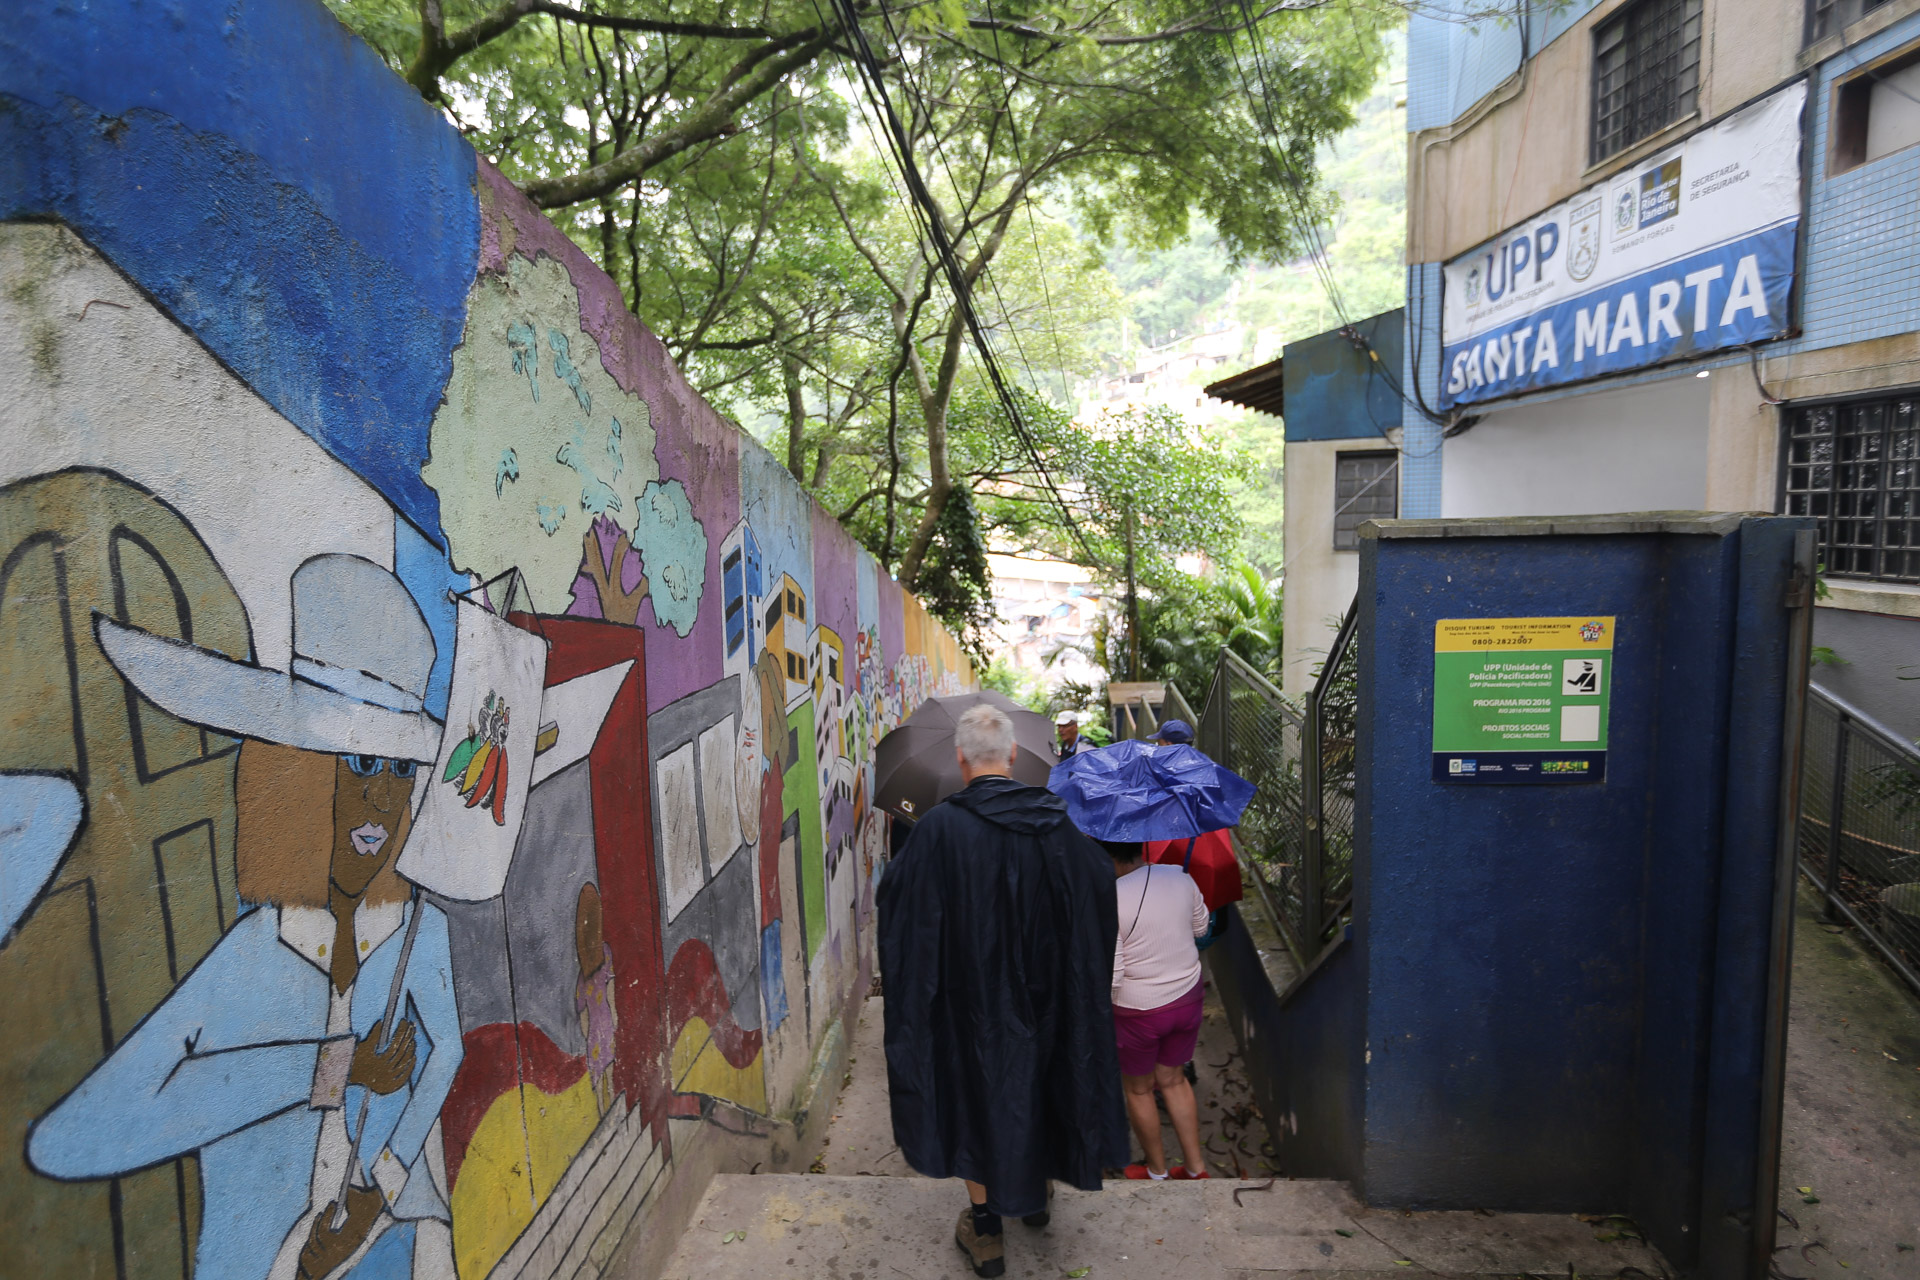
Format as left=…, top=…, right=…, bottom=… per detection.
left=1787, top=12, right=1920, bottom=359
left=1407, top=1, right=1604, bottom=133
left=1401, top=263, right=1445, bottom=518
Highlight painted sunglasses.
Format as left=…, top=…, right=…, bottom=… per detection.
left=341, top=755, right=420, bottom=779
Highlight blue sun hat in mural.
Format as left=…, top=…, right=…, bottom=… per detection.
left=0, top=773, right=84, bottom=938
left=93, top=554, right=443, bottom=762
left=1047, top=738, right=1255, bottom=842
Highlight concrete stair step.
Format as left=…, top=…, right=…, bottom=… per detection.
left=657, top=1173, right=1669, bottom=1279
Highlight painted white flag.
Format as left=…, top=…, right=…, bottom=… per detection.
left=399, top=591, right=547, bottom=900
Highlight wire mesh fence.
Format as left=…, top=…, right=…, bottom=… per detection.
left=1798, top=686, right=1920, bottom=994
left=1314, top=610, right=1359, bottom=923
left=1193, top=603, right=1357, bottom=963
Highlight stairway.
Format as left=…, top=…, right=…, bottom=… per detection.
left=661, top=1172, right=1678, bottom=1279
left=657, top=996, right=1672, bottom=1279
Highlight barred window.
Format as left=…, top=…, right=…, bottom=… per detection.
left=1591, top=0, right=1703, bottom=164
left=1808, top=0, right=1892, bottom=45
left=1333, top=451, right=1398, bottom=551
left=1781, top=394, right=1920, bottom=583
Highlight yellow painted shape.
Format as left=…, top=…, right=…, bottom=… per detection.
left=670, top=1016, right=768, bottom=1113
left=451, top=1074, right=602, bottom=1280
left=527, top=1074, right=603, bottom=1206
left=1434, top=616, right=1615, bottom=653
left=451, top=1089, right=534, bottom=1280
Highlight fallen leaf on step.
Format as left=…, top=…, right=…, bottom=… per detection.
left=1065, top=1268, right=1092, bottom=1277
left=1335, top=1229, right=1355, bottom=1238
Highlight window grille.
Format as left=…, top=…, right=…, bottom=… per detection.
left=1591, top=0, right=1703, bottom=164
left=1808, top=0, right=1892, bottom=45
left=1333, top=451, right=1398, bottom=551
left=1781, top=394, right=1920, bottom=583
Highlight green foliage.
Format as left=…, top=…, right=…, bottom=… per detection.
left=979, top=656, right=1048, bottom=712
left=971, top=397, right=1250, bottom=583
left=1083, top=32, right=1407, bottom=574
left=1218, top=562, right=1284, bottom=677
left=913, top=484, right=997, bottom=661
left=1089, top=573, right=1226, bottom=700
left=325, top=0, right=1395, bottom=646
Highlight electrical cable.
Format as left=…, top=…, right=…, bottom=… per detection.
left=873, top=1, right=1058, bottom=413
left=818, top=0, right=1094, bottom=557
left=1225, top=0, right=1452, bottom=431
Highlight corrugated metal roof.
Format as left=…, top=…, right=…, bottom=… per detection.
left=1204, top=356, right=1284, bottom=417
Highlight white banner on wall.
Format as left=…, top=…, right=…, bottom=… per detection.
left=1440, top=81, right=1805, bottom=409
left=400, top=587, right=548, bottom=901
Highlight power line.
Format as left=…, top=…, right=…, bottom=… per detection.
left=1224, top=0, right=1450, bottom=428
left=870, top=2, right=1058, bottom=413
left=817, top=0, right=1094, bottom=556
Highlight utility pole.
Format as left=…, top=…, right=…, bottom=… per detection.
left=1124, top=501, right=1141, bottom=681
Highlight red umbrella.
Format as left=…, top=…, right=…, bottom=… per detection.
left=1144, top=828, right=1243, bottom=913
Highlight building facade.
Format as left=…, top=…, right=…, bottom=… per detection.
left=1399, top=0, right=1920, bottom=736
left=1208, top=311, right=1406, bottom=695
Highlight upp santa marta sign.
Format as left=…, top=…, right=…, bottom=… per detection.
left=1440, top=82, right=1806, bottom=409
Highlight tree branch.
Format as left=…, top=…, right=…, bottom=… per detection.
left=524, top=32, right=835, bottom=207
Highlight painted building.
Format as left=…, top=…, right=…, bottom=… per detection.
left=1207, top=310, right=1405, bottom=695
left=0, top=5, right=971, bottom=1280
left=1396, top=0, right=1920, bottom=737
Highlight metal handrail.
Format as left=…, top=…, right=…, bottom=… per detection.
left=1811, top=683, right=1920, bottom=764
left=1163, top=681, right=1199, bottom=729
left=1194, top=611, right=1354, bottom=965
left=1798, top=682, right=1920, bottom=995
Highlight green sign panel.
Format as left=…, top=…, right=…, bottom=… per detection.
left=1432, top=616, right=1614, bottom=784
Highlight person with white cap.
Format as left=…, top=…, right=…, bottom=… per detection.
left=1054, top=710, right=1082, bottom=760
left=28, top=554, right=462, bottom=1280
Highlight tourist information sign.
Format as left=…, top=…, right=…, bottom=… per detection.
left=1432, top=616, right=1614, bottom=783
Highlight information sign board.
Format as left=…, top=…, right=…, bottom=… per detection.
left=1438, top=82, right=1804, bottom=408
left=1432, top=616, right=1614, bottom=783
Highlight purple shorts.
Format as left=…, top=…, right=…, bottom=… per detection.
left=1112, top=979, right=1204, bottom=1077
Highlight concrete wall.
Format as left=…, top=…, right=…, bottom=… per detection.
left=1280, top=440, right=1370, bottom=697
left=0, top=5, right=969, bottom=1279
left=1440, top=377, right=1711, bottom=518
left=1812, top=599, right=1920, bottom=741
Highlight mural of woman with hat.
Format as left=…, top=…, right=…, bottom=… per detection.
left=26, top=554, right=462, bottom=1280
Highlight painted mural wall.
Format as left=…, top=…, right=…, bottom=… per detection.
left=0, top=4, right=970, bottom=1279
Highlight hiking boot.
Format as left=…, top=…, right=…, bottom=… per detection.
left=955, top=1208, right=1005, bottom=1277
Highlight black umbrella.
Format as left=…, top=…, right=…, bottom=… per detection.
left=875, top=691, right=1057, bottom=820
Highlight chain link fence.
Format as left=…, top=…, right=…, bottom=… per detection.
left=1799, top=686, right=1920, bottom=994
left=1193, top=603, right=1357, bottom=963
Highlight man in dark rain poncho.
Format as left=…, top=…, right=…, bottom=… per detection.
left=878, top=704, right=1128, bottom=1278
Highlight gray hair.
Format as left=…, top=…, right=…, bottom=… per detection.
left=955, top=704, right=1016, bottom=767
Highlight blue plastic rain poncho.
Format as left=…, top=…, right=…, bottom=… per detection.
left=1047, top=740, right=1256, bottom=842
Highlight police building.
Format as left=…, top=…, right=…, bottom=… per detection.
left=1209, top=1, right=1920, bottom=733
left=1399, top=0, right=1920, bottom=740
